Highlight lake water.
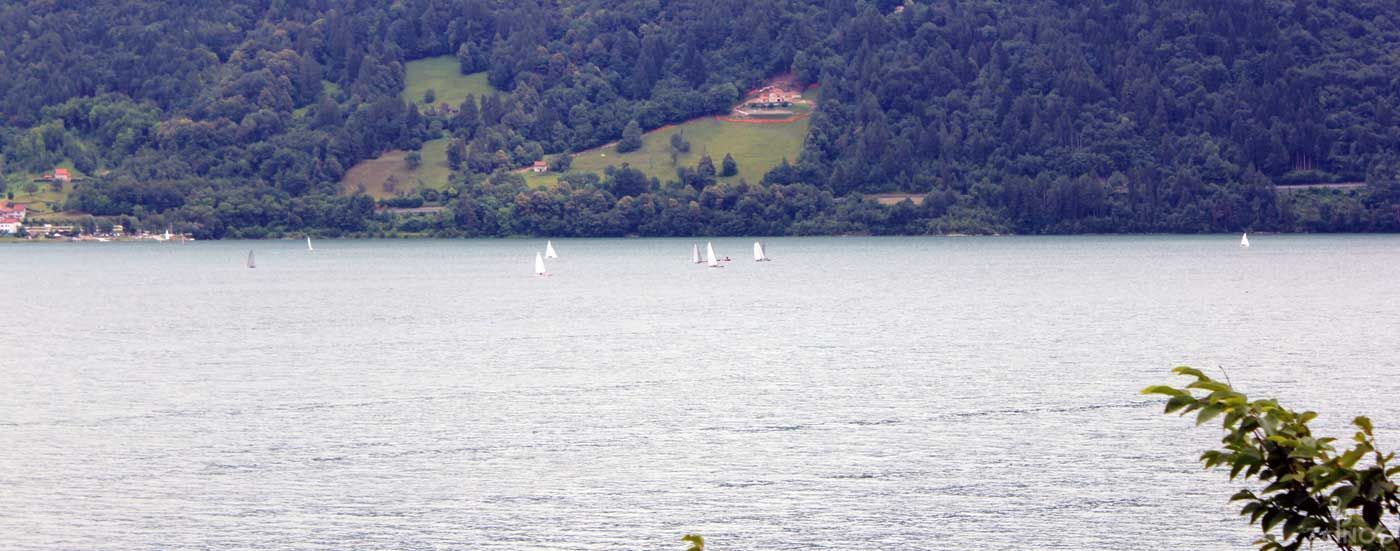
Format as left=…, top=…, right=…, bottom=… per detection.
left=2, top=235, right=1398, bottom=550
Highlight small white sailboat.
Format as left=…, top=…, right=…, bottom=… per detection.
left=1240, top=233, right=1250, bottom=248
left=753, top=241, right=771, bottom=262
left=545, top=240, right=558, bottom=259
left=306, top=236, right=315, bottom=252
left=247, top=250, right=256, bottom=269
left=692, top=243, right=703, bottom=264
left=706, top=242, right=722, bottom=268
left=534, top=251, right=549, bottom=276
left=164, top=227, right=172, bottom=241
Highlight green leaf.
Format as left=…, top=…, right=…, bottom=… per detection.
left=1142, top=385, right=1188, bottom=397
left=1231, top=489, right=1257, bottom=502
left=1337, top=445, right=1371, bottom=469
left=1187, top=380, right=1232, bottom=393
left=1260, top=509, right=1288, bottom=534
left=1261, top=509, right=1286, bottom=533
left=1164, top=394, right=1193, bottom=414
left=1354, top=416, right=1373, bottom=435
left=1288, top=441, right=1318, bottom=459
left=1266, top=435, right=1294, bottom=448
left=1172, top=366, right=1206, bottom=379
left=1282, top=515, right=1302, bottom=538
left=1196, top=405, right=1224, bottom=426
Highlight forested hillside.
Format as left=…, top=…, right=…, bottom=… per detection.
left=796, top=0, right=1400, bottom=232
left=1, top=0, right=1398, bottom=238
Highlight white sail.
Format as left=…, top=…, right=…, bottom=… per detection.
left=706, top=242, right=720, bottom=268
left=164, top=228, right=171, bottom=240
left=1241, top=233, right=1250, bottom=248
left=247, top=250, right=256, bottom=269
left=535, top=251, right=547, bottom=276
left=545, top=240, right=558, bottom=259
left=306, top=236, right=314, bottom=251
left=692, top=243, right=702, bottom=264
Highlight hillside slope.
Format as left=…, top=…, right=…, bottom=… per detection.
left=0, top=0, right=1397, bottom=237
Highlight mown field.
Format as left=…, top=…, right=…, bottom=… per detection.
left=401, top=56, right=499, bottom=108
left=525, top=115, right=810, bottom=188
left=341, top=138, right=452, bottom=198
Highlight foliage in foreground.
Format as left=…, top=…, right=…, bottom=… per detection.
left=1145, top=367, right=1400, bottom=550
left=681, top=533, right=704, bottom=551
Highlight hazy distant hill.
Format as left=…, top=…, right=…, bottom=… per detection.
left=1, top=0, right=1397, bottom=238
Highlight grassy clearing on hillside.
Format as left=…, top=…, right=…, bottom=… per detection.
left=402, top=56, right=499, bottom=108
left=525, top=115, right=810, bottom=188
left=2, top=159, right=82, bottom=216
left=341, top=138, right=452, bottom=198
left=4, top=181, right=69, bottom=216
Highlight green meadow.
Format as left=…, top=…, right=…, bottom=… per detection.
left=401, top=56, right=499, bottom=108
left=525, top=116, right=810, bottom=188
left=341, top=138, right=452, bottom=198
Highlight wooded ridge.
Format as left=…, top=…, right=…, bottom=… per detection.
left=2, top=0, right=1398, bottom=238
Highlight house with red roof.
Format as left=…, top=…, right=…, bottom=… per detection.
left=1, top=203, right=27, bottom=220
left=53, top=168, right=72, bottom=183
left=0, top=216, right=21, bottom=234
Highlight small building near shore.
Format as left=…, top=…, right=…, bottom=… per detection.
left=531, top=160, right=549, bottom=173
left=0, top=217, right=21, bottom=234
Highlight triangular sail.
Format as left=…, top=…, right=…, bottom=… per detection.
left=753, top=241, right=764, bottom=261
left=692, top=243, right=701, bottom=264
left=306, top=236, right=314, bottom=251
left=545, top=240, right=558, bottom=259
left=535, top=251, right=547, bottom=275
left=247, top=250, right=255, bottom=268
left=1241, top=233, right=1250, bottom=248
left=706, top=242, right=719, bottom=267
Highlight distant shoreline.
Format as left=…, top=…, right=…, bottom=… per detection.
left=7, top=231, right=1396, bottom=244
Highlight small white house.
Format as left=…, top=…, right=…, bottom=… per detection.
left=0, top=218, right=22, bottom=234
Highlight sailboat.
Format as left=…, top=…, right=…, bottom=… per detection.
left=535, top=251, right=549, bottom=277
left=545, top=240, right=558, bottom=259
left=306, top=236, right=314, bottom=252
left=247, top=250, right=256, bottom=269
left=706, top=242, right=723, bottom=268
left=1240, top=233, right=1250, bottom=248
left=692, top=243, right=703, bottom=264
left=753, top=241, right=771, bottom=262
left=164, top=227, right=172, bottom=241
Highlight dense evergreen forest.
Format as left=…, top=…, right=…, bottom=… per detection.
left=1, top=0, right=1399, bottom=238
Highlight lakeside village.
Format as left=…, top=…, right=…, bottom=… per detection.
left=1, top=202, right=190, bottom=242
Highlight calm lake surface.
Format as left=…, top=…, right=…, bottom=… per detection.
left=2, top=235, right=1398, bottom=550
